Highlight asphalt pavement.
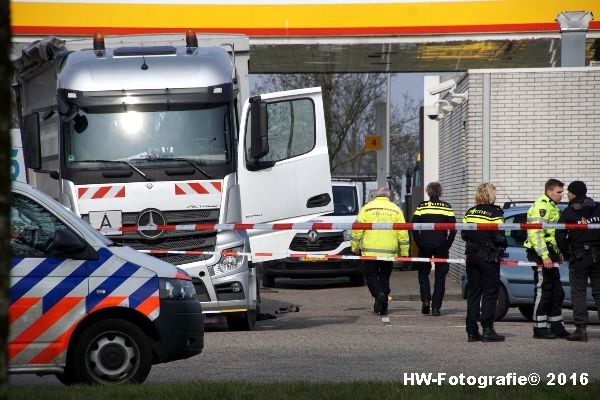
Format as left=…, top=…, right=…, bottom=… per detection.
left=10, top=271, right=600, bottom=386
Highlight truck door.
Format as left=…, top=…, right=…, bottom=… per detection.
left=237, top=87, right=333, bottom=259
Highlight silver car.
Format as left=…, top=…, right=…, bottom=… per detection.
left=461, top=204, right=597, bottom=321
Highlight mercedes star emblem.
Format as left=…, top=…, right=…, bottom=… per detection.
left=137, top=209, right=166, bottom=239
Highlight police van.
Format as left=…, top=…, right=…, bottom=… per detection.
left=9, top=181, right=204, bottom=385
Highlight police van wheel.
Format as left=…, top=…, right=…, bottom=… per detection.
left=227, top=309, right=257, bottom=331
left=73, top=319, right=152, bottom=384
left=494, top=286, right=509, bottom=321
left=55, top=366, right=78, bottom=385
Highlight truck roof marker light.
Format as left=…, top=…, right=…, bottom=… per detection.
left=186, top=28, right=198, bottom=54
left=93, top=31, right=105, bottom=54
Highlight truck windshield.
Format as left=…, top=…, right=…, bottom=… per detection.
left=64, top=103, right=231, bottom=168
left=327, top=185, right=359, bottom=216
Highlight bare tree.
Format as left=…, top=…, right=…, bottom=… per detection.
left=252, top=74, right=419, bottom=187
left=0, top=0, right=12, bottom=396
left=389, top=93, right=420, bottom=199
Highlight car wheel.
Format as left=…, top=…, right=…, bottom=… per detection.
left=494, top=285, right=509, bottom=321
left=72, top=319, right=152, bottom=385
left=349, top=273, right=365, bottom=286
left=227, top=309, right=257, bottom=331
left=262, top=273, right=275, bottom=288
left=518, top=305, right=534, bottom=321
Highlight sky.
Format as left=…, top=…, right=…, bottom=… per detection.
left=391, top=72, right=426, bottom=108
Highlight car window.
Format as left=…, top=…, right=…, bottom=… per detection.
left=11, top=193, right=71, bottom=258
left=505, top=213, right=528, bottom=247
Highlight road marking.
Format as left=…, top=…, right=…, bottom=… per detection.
left=382, top=316, right=392, bottom=326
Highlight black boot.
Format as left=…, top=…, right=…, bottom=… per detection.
left=432, top=308, right=441, bottom=316
left=550, top=322, right=570, bottom=338
left=374, top=293, right=386, bottom=314
left=533, top=327, right=556, bottom=339
left=482, top=326, right=505, bottom=342
left=566, top=326, right=588, bottom=342
left=467, top=332, right=482, bottom=342
left=421, top=301, right=430, bottom=315
left=380, top=301, right=389, bottom=316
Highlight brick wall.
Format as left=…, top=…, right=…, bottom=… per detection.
left=437, top=68, right=600, bottom=280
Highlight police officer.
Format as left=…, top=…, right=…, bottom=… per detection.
left=462, top=183, right=507, bottom=342
left=412, top=182, right=456, bottom=316
left=556, top=181, right=600, bottom=341
left=524, top=179, right=569, bottom=339
left=351, top=187, right=409, bottom=316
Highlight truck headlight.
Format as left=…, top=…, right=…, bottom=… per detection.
left=343, top=230, right=353, bottom=241
left=159, top=278, right=196, bottom=300
left=210, top=245, right=245, bottom=277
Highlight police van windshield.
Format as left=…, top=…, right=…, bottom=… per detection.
left=327, top=185, right=359, bottom=216
left=64, top=103, right=231, bottom=168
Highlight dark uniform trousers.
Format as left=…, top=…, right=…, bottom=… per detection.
left=364, top=260, right=393, bottom=300
left=465, top=253, right=500, bottom=335
left=569, top=250, right=600, bottom=325
left=527, top=249, right=564, bottom=328
left=417, top=246, right=450, bottom=309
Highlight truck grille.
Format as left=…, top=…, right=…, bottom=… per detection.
left=289, top=232, right=344, bottom=252
left=83, top=209, right=219, bottom=265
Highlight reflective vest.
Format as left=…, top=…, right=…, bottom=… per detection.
left=351, top=196, right=409, bottom=257
left=461, top=204, right=507, bottom=252
left=411, top=197, right=456, bottom=249
left=523, top=194, right=560, bottom=259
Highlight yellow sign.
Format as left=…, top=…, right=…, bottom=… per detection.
left=365, top=135, right=382, bottom=151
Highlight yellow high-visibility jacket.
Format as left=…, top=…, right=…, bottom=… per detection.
left=523, top=194, right=561, bottom=259
left=351, top=196, right=409, bottom=257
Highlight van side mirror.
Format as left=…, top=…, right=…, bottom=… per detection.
left=53, top=229, right=87, bottom=254
left=249, top=98, right=269, bottom=160
left=22, top=113, right=41, bottom=170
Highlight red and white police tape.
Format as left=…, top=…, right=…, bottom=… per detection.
left=104, top=222, right=600, bottom=233
left=137, top=249, right=544, bottom=267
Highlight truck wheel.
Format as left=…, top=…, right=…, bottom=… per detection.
left=71, top=319, right=152, bottom=384
left=262, top=273, right=275, bottom=288
left=349, top=273, right=365, bottom=287
left=227, top=309, right=257, bottom=331
left=494, top=285, right=509, bottom=321
left=518, top=305, right=534, bottom=321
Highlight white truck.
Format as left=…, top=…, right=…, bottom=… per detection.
left=12, top=31, right=333, bottom=330
left=261, top=177, right=382, bottom=287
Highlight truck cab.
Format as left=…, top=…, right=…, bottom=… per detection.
left=13, top=32, right=333, bottom=330
left=9, top=181, right=203, bottom=384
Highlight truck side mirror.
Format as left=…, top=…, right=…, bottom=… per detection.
left=22, top=113, right=41, bottom=170
left=249, top=99, right=269, bottom=160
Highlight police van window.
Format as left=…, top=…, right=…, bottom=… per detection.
left=245, top=98, right=315, bottom=163
left=10, top=194, right=71, bottom=258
